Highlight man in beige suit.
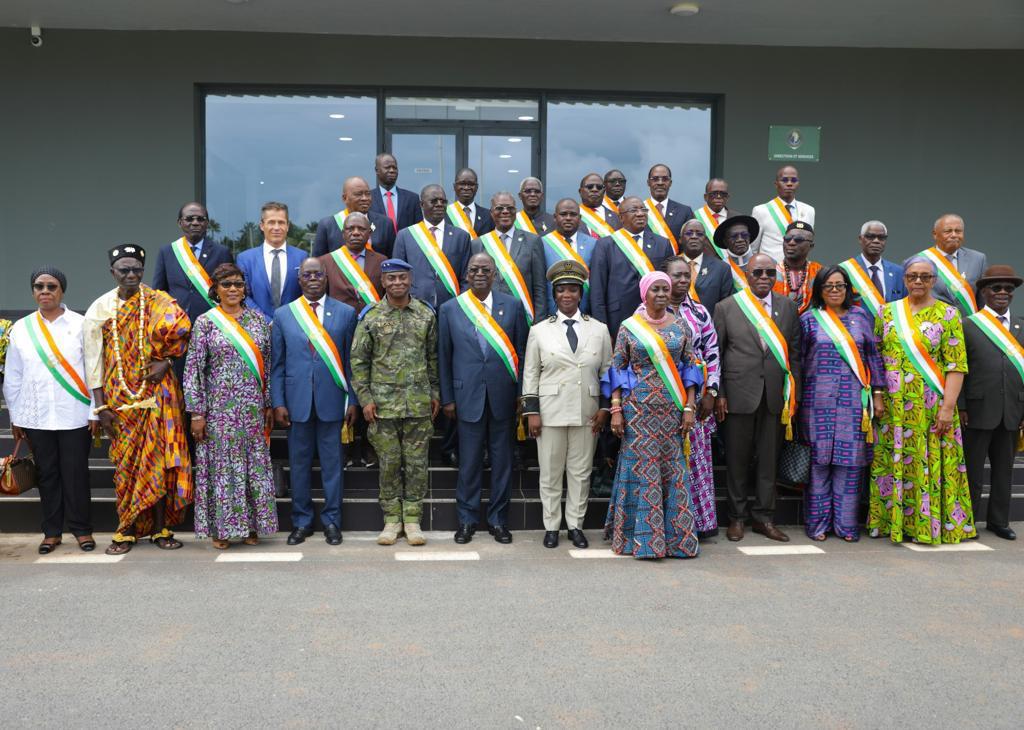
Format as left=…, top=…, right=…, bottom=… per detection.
left=522, top=260, right=612, bottom=549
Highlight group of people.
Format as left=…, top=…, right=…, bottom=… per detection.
left=3, top=154, right=1022, bottom=560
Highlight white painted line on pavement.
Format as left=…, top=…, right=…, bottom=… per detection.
left=394, top=551, right=480, bottom=561
left=215, top=552, right=304, bottom=562
left=902, top=541, right=993, bottom=552
left=569, top=549, right=629, bottom=559
left=35, top=554, right=125, bottom=564
left=737, top=545, right=825, bottom=556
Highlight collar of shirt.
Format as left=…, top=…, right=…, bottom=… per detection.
left=556, top=309, right=581, bottom=324
left=189, top=238, right=205, bottom=255
left=379, top=185, right=396, bottom=200
left=945, top=249, right=959, bottom=264
left=461, top=201, right=476, bottom=218
left=480, top=291, right=494, bottom=313
left=684, top=253, right=704, bottom=270
left=860, top=253, right=883, bottom=270
left=427, top=218, right=446, bottom=237
left=303, top=295, right=327, bottom=320
left=983, top=305, right=1010, bottom=322
left=495, top=226, right=515, bottom=244
left=564, top=231, right=577, bottom=246
left=730, top=251, right=752, bottom=267
left=756, top=292, right=773, bottom=310
left=263, top=241, right=286, bottom=256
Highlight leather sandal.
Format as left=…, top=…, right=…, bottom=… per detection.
left=38, top=538, right=61, bottom=555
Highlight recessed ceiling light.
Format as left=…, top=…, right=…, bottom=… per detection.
left=338, top=137, right=353, bottom=142
left=259, top=180, right=265, bottom=185
left=499, top=154, right=512, bottom=159
left=329, top=113, right=346, bottom=119
left=517, top=116, right=534, bottom=121
left=507, top=169, right=520, bottom=174
left=669, top=2, right=700, bottom=16
left=507, top=137, right=522, bottom=143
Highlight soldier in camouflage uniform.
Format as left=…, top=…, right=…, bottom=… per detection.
left=350, top=258, right=440, bottom=545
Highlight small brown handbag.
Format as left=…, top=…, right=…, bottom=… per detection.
left=0, top=437, right=37, bottom=495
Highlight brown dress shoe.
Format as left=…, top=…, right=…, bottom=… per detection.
left=726, top=520, right=744, bottom=542
left=752, top=521, right=790, bottom=542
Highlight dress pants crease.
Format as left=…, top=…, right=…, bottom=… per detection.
left=455, top=394, right=513, bottom=527
left=723, top=391, right=779, bottom=524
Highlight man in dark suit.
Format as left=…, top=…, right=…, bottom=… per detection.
left=271, top=258, right=359, bottom=546
left=589, top=196, right=674, bottom=338
left=578, top=173, right=619, bottom=238
left=840, top=220, right=906, bottom=324
left=922, top=213, right=988, bottom=315
left=693, top=178, right=734, bottom=239
left=644, top=163, right=695, bottom=245
left=471, top=191, right=547, bottom=320
left=318, top=212, right=385, bottom=314
left=312, top=176, right=397, bottom=258
left=392, top=184, right=473, bottom=311
left=603, top=169, right=627, bottom=215
left=236, top=201, right=307, bottom=319
left=541, top=199, right=599, bottom=315
left=448, top=167, right=494, bottom=238
left=959, top=265, right=1024, bottom=540
left=438, top=252, right=527, bottom=545
left=369, top=153, right=423, bottom=232
left=678, top=218, right=733, bottom=316
left=517, top=177, right=556, bottom=235
left=713, top=253, right=801, bottom=543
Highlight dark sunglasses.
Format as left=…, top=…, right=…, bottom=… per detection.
left=468, top=265, right=495, bottom=274
left=727, top=231, right=751, bottom=241
left=904, top=273, right=935, bottom=282
left=181, top=215, right=208, bottom=223
left=783, top=235, right=812, bottom=244
left=750, top=268, right=776, bottom=279
left=987, top=284, right=1016, bottom=294
left=492, top=205, right=516, bottom=213
left=582, top=183, right=605, bottom=191
left=706, top=190, right=729, bottom=198
left=32, top=282, right=61, bottom=292
left=779, top=176, right=799, bottom=184
left=862, top=233, right=888, bottom=241
left=605, top=177, right=626, bottom=185
left=822, top=283, right=848, bottom=291
left=218, top=280, right=246, bottom=289
left=300, top=271, right=325, bottom=280
left=114, top=266, right=144, bottom=276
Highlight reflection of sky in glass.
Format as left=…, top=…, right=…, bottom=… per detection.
left=205, top=94, right=376, bottom=243
left=391, top=134, right=457, bottom=195
left=545, top=102, right=712, bottom=211
left=386, top=97, right=537, bottom=121
left=469, top=135, right=534, bottom=205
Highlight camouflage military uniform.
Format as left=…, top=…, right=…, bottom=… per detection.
left=351, top=296, right=439, bottom=523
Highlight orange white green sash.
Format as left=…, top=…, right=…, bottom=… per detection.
left=694, top=205, right=722, bottom=240
left=332, top=208, right=375, bottom=250
left=455, top=291, right=519, bottom=380
left=207, top=307, right=265, bottom=389
left=478, top=231, right=534, bottom=324
left=24, top=313, right=91, bottom=405
left=734, top=289, right=797, bottom=437
left=603, top=196, right=619, bottom=215
left=644, top=198, right=678, bottom=254
left=289, top=298, right=350, bottom=397
left=921, top=246, right=978, bottom=314
left=329, top=247, right=380, bottom=306
left=704, top=235, right=747, bottom=291
left=838, top=258, right=884, bottom=318
left=810, top=307, right=873, bottom=439
left=170, top=237, right=215, bottom=307
left=514, top=211, right=537, bottom=234
left=409, top=221, right=460, bottom=297
left=890, top=298, right=945, bottom=395
left=968, top=310, right=1024, bottom=385
left=610, top=230, right=654, bottom=277
left=765, top=197, right=794, bottom=236
left=621, top=315, right=687, bottom=411
left=580, top=205, right=616, bottom=238
left=542, top=232, right=589, bottom=293
left=445, top=203, right=478, bottom=240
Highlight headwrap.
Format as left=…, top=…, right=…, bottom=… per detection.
left=108, top=244, right=146, bottom=266
left=639, top=271, right=671, bottom=302
left=30, top=265, right=68, bottom=292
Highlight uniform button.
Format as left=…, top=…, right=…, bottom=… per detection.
left=576, top=380, right=581, bottom=385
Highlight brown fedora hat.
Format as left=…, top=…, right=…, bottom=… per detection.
left=976, top=264, right=1024, bottom=291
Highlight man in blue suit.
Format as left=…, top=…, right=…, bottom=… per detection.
left=312, top=176, right=397, bottom=258
left=645, top=163, right=695, bottom=243
left=369, top=153, right=423, bottom=233
left=540, top=199, right=598, bottom=315
left=236, top=201, right=307, bottom=319
left=392, top=184, right=473, bottom=310
left=450, top=167, right=494, bottom=237
left=589, top=196, right=675, bottom=338
left=271, top=258, right=358, bottom=546
left=439, top=252, right=527, bottom=545
left=678, top=219, right=734, bottom=316
left=840, top=220, right=907, bottom=323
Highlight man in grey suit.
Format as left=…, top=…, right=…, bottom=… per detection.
left=959, top=265, right=1024, bottom=540
left=471, top=191, right=548, bottom=321
left=678, top=219, right=733, bottom=316
left=713, top=253, right=801, bottom=543
left=517, top=177, right=557, bottom=235
left=923, top=213, right=987, bottom=316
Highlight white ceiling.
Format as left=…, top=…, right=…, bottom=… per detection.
left=3, top=0, right=1024, bottom=49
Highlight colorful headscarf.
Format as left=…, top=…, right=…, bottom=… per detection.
left=639, top=271, right=671, bottom=302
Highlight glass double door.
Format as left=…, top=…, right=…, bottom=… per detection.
left=386, top=124, right=538, bottom=207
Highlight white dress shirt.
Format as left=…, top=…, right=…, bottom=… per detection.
left=684, top=252, right=705, bottom=271
left=380, top=185, right=399, bottom=213
left=479, top=291, right=493, bottom=314
left=303, top=295, right=327, bottom=323
left=983, top=305, right=1011, bottom=329
left=859, top=254, right=886, bottom=298
left=461, top=201, right=477, bottom=223
left=263, top=241, right=288, bottom=298
left=751, top=198, right=816, bottom=263
left=556, top=309, right=581, bottom=325
left=425, top=218, right=447, bottom=240
left=3, top=308, right=93, bottom=430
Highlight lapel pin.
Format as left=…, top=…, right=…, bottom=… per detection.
left=701, top=268, right=707, bottom=276
left=497, top=309, right=504, bottom=317
left=326, top=311, right=332, bottom=317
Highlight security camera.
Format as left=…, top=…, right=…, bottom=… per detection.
left=30, top=25, right=42, bottom=48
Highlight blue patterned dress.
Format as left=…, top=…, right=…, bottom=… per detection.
left=603, top=318, right=701, bottom=559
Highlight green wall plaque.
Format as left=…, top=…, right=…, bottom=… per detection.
left=768, top=125, right=821, bottom=162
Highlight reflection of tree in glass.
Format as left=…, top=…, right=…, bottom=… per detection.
left=217, top=220, right=315, bottom=256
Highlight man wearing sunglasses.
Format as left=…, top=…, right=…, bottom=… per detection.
left=840, top=220, right=906, bottom=324
left=751, top=165, right=815, bottom=263
left=517, top=177, right=556, bottom=235
left=773, top=221, right=821, bottom=315
left=578, top=173, right=620, bottom=236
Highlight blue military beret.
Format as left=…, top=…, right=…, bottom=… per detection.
left=380, top=258, right=413, bottom=273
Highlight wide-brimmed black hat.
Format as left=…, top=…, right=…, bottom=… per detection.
left=975, top=264, right=1024, bottom=291
left=713, top=215, right=760, bottom=250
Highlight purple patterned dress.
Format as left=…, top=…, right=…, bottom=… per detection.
left=183, top=308, right=278, bottom=539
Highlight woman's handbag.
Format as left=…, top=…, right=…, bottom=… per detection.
left=0, top=437, right=37, bottom=495
left=776, top=440, right=811, bottom=489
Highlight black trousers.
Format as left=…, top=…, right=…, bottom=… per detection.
left=23, top=427, right=93, bottom=537
left=723, top=393, right=781, bottom=524
left=964, top=425, right=1015, bottom=529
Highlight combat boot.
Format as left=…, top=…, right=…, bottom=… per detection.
left=377, top=522, right=402, bottom=545
left=404, top=523, right=426, bottom=546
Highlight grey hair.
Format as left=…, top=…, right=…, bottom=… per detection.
left=860, top=220, right=888, bottom=236
left=343, top=211, right=370, bottom=227
left=490, top=190, right=516, bottom=206
left=902, top=254, right=937, bottom=275
left=519, top=177, right=543, bottom=192
left=933, top=213, right=964, bottom=231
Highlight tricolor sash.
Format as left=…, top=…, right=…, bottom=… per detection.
left=207, top=307, right=265, bottom=389
left=734, top=289, right=797, bottom=437
left=810, top=308, right=873, bottom=438
left=610, top=230, right=654, bottom=277
left=967, top=310, right=1024, bottom=385
left=170, top=237, right=215, bottom=307
left=332, top=208, right=375, bottom=250
left=603, top=196, right=619, bottom=215
left=621, top=315, right=687, bottom=412
left=890, top=298, right=945, bottom=395
left=921, top=247, right=978, bottom=314
left=765, top=197, right=794, bottom=236
left=24, top=313, right=91, bottom=405
left=478, top=231, right=534, bottom=324
left=838, top=258, right=884, bottom=318
left=329, top=247, right=380, bottom=306
left=455, top=291, right=519, bottom=380
left=409, top=222, right=460, bottom=297
left=694, top=205, right=721, bottom=240
left=542, top=232, right=589, bottom=292
left=445, top=203, right=479, bottom=240
left=514, top=211, right=537, bottom=234
left=289, top=299, right=351, bottom=397
left=580, top=205, right=616, bottom=238
left=644, top=198, right=678, bottom=254
left=724, top=258, right=750, bottom=292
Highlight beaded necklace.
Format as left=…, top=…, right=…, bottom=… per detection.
left=781, top=262, right=812, bottom=307
left=111, top=286, right=151, bottom=402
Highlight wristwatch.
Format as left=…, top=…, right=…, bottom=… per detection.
left=707, top=387, right=719, bottom=398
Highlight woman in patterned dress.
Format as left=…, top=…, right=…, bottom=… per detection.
left=184, top=264, right=278, bottom=548
left=603, top=271, right=701, bottom=559
left=663, top=255, right=720, bottom=538
left=868, top=256, right=975, bottom=544
left=798, top=267, right=883, bottom=541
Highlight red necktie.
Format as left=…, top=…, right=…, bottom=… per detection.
left=308, top=302, right=319, bottom=352
left=385, top=190, right=397, bottom=232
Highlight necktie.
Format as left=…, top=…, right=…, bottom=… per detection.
left=565, top=319, right=578, bottom=353
left=999, top=315, right=1008, bottom=330
left=477, top=301, right=489, bottom=356
left=429, top=226, right=439, bottom=242
left=270, top=249, right=283, bottom=308
left=308, top=301, right=319, bottom=352
left=192, top=245, right=201, bottom=260
left=656, top=202, right=664, bottom=217
left=501, top=233, right=510, bottom=248
left=633, top=233, right=641, bottom=245
left=786, top=203, right=795, bottom=220
left=385, top=190, right=397, bottom=232
left=464, top=206, right=472, bottom=218
left=715, top=211, right=722, bottom=222
left=758, top=298, right=769, bottom=352
left=869, top=265, right=883, bottom=295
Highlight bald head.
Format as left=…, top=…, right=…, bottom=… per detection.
left=932, top=213, right=965, bottom=253
left=342, top=176, right=373, bottom=214
left=746, top=253, right=777, bottom=297
left=618, top=196, right=648, bottom=235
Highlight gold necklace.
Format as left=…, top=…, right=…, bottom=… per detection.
left=110, top=286, right=151, bottom=402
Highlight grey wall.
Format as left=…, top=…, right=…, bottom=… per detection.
left=2, top=29, right=1021, bottom=310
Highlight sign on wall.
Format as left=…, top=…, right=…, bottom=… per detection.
left=768, top=126, right=821, bottom=162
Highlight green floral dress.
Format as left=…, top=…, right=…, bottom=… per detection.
left=869, top=300, right=975, bottom=543
left=0, top=319, right=12, bottom=379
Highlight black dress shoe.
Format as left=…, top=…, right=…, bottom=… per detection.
left=986, top=524, right=1017, bottom=540
left=543, top=531, right=559, bottom=548
left=324, top=524, right=343, bottom=545
left=488, top=525, right=513, bottom=544
left=454, top=524, right=476, bottom=544
left=287, top=527, right=314, bottom=546
left=443, top=452, right=459, bottom=468
left=567, top=528, right=589, bottom=549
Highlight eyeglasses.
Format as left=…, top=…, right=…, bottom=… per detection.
left=467, top=266, right=495, bottom=274
left=778, top=176, right=799, bottom=184
left=987, top=284, right=1016, bottom=294
left=300, top=271, right=325, bottom=280
left=32, top=282, right=60, bottom=292
left=648, top=175, right=671, bottom=183
left=750, top=269, right=775, bottom=279
left=582, top=183, right=605, bottom=191
left=521, top=188, right=542, bottom=195
left=218, top=280, right=245, bottom=289
left=822, top=283, right=848, bottom=291
left=681, top=229, right=706, bottom=238
left=727, top=231, right=751, bottom=241
left=620, top=207, right=645, bottom=216
left=904, top=273, right=935, bottom=282
left=706, top=190, right=729, bottom=198
left=862, top=233, right=888, bottom=241
left=605, top=177, right=626, bottom=185
left=783, top=235, right=812, bottom=244
left=181, top=215, right=208, bottom=223
left=114, top=266, right=144, bottom=276
left=492, top=205, right=516, bottom=213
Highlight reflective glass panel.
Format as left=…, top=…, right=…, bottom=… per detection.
left=386, top=97, right=538, bottom=121
left=391, top=133, right=457, bottom=196
left=468, top=134, right=534, bottom=208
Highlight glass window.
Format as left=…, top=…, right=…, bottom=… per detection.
left=391, top=133, right=457, bottom=196
left=205, top=93, right=376, bottom=253
left=386, top=97, right=538, bottom=122
left=544, top=100, right=713, bottom=214
left=468, top=134, right=535, bottom=207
